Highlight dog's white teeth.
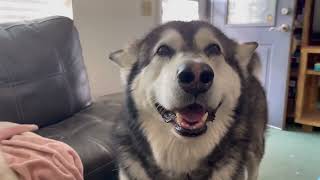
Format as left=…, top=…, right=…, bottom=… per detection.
left=176, top=113, right=183, bottom=125
left=202, top=112, right=208, bottom=122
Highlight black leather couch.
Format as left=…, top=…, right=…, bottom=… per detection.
left=0, top=16, right=119, bottom=180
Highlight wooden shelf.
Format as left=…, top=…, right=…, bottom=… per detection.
left=301, top=46, right=320, bottom=53
left=295, top=111, right=320, bottom=127
left=292, top=0, right=320, bottom=131
left=306, top=70, right=320, bottom=76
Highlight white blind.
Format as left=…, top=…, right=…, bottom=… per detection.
left=0, top=0, right=73, bottom=23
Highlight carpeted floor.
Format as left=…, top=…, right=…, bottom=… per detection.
left=259, top=128, right=320, bottom=180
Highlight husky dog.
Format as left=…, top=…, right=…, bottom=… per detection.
left=109, top=21, right=267, bottom=180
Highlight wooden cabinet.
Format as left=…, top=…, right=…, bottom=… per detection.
left=295, top=0, right=320, bottom=131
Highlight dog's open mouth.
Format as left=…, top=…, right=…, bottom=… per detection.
left=154, top=102, right=222, bottom=137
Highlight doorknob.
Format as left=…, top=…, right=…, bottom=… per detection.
left=268, top=24, right=290, bottom=32
left=281, top=8, right=290, bottom=15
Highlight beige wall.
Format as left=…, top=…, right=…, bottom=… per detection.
left=73, top=0, right=159, bottom=99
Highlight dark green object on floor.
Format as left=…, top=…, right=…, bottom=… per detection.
left=260, top=128, right=320, bottom=180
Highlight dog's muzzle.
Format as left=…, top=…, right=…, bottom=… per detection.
left=154, top=100, right=223, bottom=137
left=154, top=62, right=221, bottom=137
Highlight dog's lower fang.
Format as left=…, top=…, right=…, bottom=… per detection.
left=202, top=112, right=208, bottom=122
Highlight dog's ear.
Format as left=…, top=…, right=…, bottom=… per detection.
left=236, top=42, right=258, bottom=76
left=109, top=49, right=125, bottom=65
left=109, top=40, right=140, bottom=84
left=109, top=40, right=139, bottom=68
left=236, top=42, right=258, bottom=66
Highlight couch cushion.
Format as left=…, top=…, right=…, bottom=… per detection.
left=0, top=16, right=91, bottom=127
left=36, top=93, right=124, bottom=180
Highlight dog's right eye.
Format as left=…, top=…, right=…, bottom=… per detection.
left=156, top=45, right=175, bottom=57
left=204, top=43, right=221, bottom=57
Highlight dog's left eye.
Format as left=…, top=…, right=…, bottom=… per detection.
left=156, top=45, right=175, bottom=57
left=204, top=43, right=221, bottom=56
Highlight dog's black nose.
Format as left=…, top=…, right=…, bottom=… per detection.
left=177, top=62, right=214, bottom=96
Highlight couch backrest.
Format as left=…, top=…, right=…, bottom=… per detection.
left=0, top=16, right=92, bottom=127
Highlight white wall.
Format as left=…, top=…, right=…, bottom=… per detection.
left=73, top=0, right=159, bottom=99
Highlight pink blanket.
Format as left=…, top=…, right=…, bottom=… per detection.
left=0, top=122, right=84, bottom=180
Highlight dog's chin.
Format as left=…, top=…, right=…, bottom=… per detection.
left=154, top=102, right=222, bottom=138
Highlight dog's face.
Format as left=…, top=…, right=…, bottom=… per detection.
left=110, top=21, right=257, bottom=138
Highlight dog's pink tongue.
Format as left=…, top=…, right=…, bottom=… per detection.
left=179, top=104, right=205, bottom=123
